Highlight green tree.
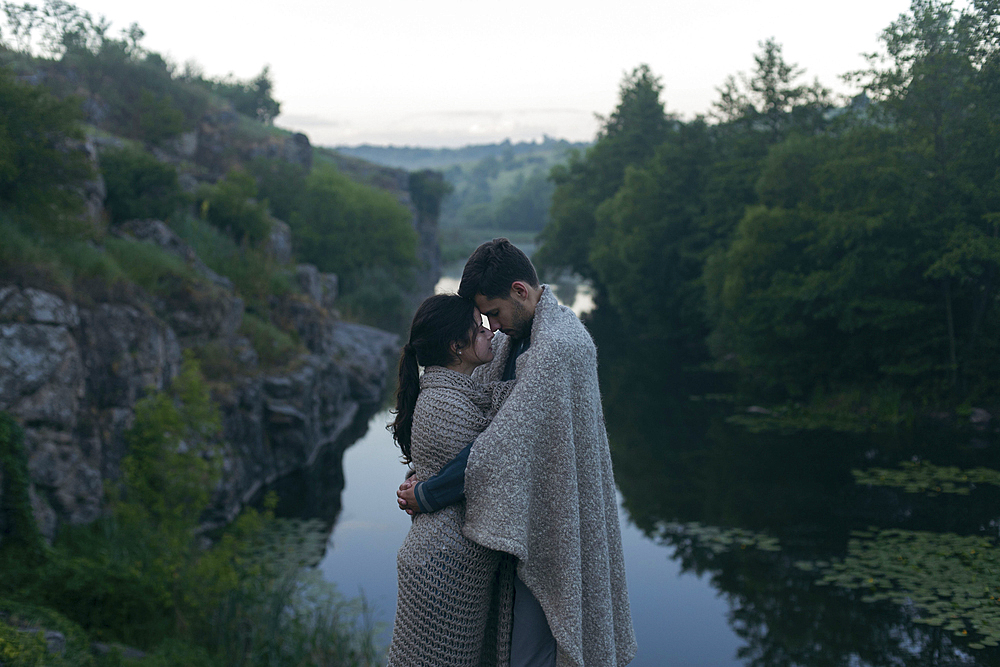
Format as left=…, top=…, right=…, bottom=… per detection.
left=0, top=65, right=91, bottom=231
left=589, top=120, right=715, bottom=357
left=536, top=64, right=670, bottom=282
left=289, top=164, right=417, bottom=290
left=201, top=66, right=281, bottom=124
left=847, top=0, right=1000, bottom=393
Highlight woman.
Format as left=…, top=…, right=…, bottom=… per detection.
left=386, top=294, right=514, bottom=667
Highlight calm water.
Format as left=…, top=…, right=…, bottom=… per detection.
left=312, top=290, right=1000, bottom=666
left=318, top=410, right=743, bottom=667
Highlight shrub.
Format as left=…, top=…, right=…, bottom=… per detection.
left=168, top=214, right=291, bottom=317
left=239, top=313, right=299, bottom=368
left=0, top=600, right=94, bottom=667
left=289, top=164, right=416, bottom=292
left=196, top=170, right=271, bottom=246
left=0, top=65, right=92, bottom=233
left=100, top=146, right=186, bottom=224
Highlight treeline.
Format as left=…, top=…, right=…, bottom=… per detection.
left=339, top=138, right=590, bottom=236
left=538, top=0, right=1000, bottom=413
left=336, top=136, right=588, bottom=171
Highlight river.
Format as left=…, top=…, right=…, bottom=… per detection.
left=315, top=284, right=1000, bottom=666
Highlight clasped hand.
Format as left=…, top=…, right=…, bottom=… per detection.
left=397, top=478, right=422, bottom=515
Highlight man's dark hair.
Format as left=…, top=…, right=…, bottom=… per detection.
left=458, top=238, right=539, bottom=300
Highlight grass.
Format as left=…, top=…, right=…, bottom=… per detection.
left=168, top=214, right=292, bottom=317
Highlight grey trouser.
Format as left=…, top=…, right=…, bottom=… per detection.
left=511, top=575, right=556, bottom=667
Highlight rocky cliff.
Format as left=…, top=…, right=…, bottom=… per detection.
left=0, top=220, right=399, bottom=543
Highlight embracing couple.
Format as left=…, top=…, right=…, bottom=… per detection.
left=386, top=238, right=636, bottom=667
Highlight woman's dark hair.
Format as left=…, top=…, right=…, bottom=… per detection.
left=458, top=237, right=539, bottom=300
left=388, top=294, right=477, bottom=463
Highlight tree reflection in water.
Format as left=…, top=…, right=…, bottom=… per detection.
left=590, top=307, right=1000, bottom=666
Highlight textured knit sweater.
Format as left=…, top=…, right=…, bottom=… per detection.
left=387, top=366, right=515, bottom=667
left=465, top=287, right=637, bottom=667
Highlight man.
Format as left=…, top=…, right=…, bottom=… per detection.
left=397, top=238, right=636, bottom=667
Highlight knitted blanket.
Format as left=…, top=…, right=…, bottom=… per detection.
left=387, top=367, right=515, bottom=667
left=465, top=287, right=637, bottom=667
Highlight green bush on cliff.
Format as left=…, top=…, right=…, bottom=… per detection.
left=0, top=65, right=93, bottom=235
left=196, top=170, right=272, bottom=247
left=168, top=214, right=292, bottom=318
left=0, top=414, right=45, bottom=561
left=0, top=600, right=95, bottom=666
left=101, top=146, right=187, bottom=225
left=289, top=164, right=416, bottom=326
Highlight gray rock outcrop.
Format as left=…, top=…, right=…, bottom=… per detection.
left=0, top=231, right=398, bottom=541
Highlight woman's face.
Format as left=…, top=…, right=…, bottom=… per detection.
left=467, top=308, right=495, bottom=366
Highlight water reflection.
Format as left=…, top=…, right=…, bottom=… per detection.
left=595, top=306, right=1000, bottom=665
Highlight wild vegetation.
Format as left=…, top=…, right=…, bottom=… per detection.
left=0, top=2, right=412, bottom=663
left=537, top=0, right=1000, bottom=425
left=0, top=361, right=379, bottom=666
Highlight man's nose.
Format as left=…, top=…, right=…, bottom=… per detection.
left=487, top=317, right=500, bottom=332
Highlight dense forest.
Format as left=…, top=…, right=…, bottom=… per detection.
left=538, top=0, right=1000, bottom=424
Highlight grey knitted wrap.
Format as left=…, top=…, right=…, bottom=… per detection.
left=387, top=367, right=515, bottom=667
left=465, top=287, right=637, bottom=667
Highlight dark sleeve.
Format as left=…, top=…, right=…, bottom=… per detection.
left=414, top=442, right=471, bottom=512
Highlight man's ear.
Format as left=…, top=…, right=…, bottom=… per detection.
left=510, top=281, right=529, bottom=301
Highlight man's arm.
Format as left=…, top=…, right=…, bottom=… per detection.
left=396, top=442, right=471, bottom=515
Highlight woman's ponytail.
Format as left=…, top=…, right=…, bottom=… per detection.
left=389, top=343, right=420, bottom=463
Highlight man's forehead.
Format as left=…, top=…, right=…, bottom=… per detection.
left=474, top=294, right=506, bottom=311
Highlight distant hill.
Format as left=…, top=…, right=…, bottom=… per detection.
left=334, top=136, right=590, bottom=171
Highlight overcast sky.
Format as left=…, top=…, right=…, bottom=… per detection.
left=72, top=0, right=925, bottom=148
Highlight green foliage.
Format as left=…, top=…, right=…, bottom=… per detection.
left=0, top=414, right=45, bottom=560
left=589, top=120, right=714, bottom=354
left=238, top=313, right=299, bottom=368
left=335, top=266, right=411, bottom=333
left=0, top=64, right=92, bottom=231
left=195, top=66, right=280, bottom=124
left=100, top=146, right=186, bottom=224
left=532, top=3, right=1000, bottom=412
left=288, top=164, right=416, bottom=291
left=536, top=64, right=669, bottom=282
left=196, top=170, right=271, bottom=246
left=1, top=358, right=380, bottom=665
left=408, top=169, right=452, bottom=218
left=121, top=354, right=222, bottom=524
left=247, top=156, right=306, bottom=223
left=103, top=236, right=199, bottom=295
left=0, top=599, right=95, bottom=666
left=135, top=89, right=186, bottom=147
left=168, top=214, right=291, bottom=317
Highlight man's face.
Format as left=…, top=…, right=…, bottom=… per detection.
left=474, top=293, right=532, bottom=340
